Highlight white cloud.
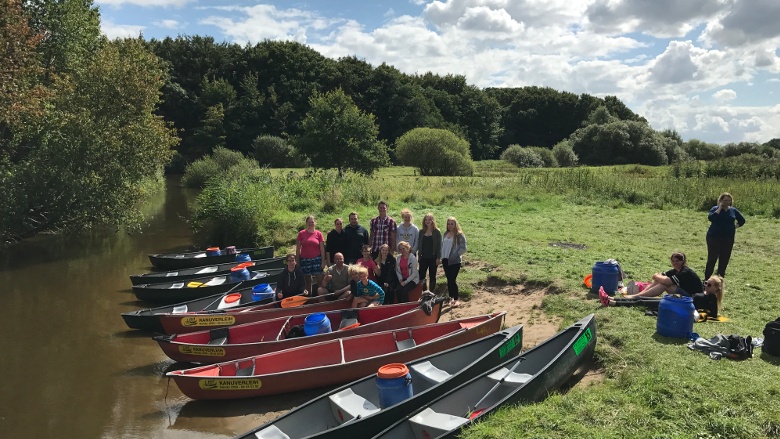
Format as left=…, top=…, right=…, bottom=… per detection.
left=713, top=89, right=736, bottom=101
left=457, top=7, right=524, bottom=33
left=384, top=8, right=395, bottom=18
left=96, top=0, right=192, bottom=7
left=585, top=0, right=724, bottom=37
left=199, top=4, right=332, bottom=44
left=101, top=21, right=144, bottom=39
left=651, top=41, right=699, bottom=84
left=410, top=0, right=428, bottom=5
left=153, top=19, right=180, bottom=29
left=701, top=0, right=780, bottom=47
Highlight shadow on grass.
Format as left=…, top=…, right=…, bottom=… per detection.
left=759, top=352, right=780, bottom=365
left=651, top=333, right=691, bottom=345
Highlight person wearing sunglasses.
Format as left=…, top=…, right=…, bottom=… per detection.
left=602, top=275, right=724, bottom=316
left=600, top=252, right=703, bottom=306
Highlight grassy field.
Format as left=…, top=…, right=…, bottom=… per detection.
left=207, top=163, right=780, bottom=437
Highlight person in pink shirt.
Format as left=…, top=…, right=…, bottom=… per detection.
left=355, top=244, right=380, bottom=282
left=395, top=241, right=420, bottom=303
left=296, top=215, right=326, bottom=295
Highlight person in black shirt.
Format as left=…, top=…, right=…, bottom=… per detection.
left=343, top=212, right=369, bottom=264
left=325, top=217, right=347, bottom=266
left=275, top=253, right=306, bottom=299
left=601, top=252, right=703, bottom=306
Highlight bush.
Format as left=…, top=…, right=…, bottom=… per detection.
left=182, top=147, right=260, bottom=188
left=528, top=146, right=558, bottom=167
left=552, top=140, right=579, bottom=167
left=395, top=128, right=474, bottom=176
left=501, top=145, right=544, bottom=168
left=683, top=139, right=723, bottom=161
left=705, top=154, right=780, bottom=179
left=253, top=135, right=295, bottom=167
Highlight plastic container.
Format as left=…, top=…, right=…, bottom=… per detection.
left=229, top=266, right=250, bottom=282
left=206, top=247, right=222, bottom=257
left=251, top=283, right=274, bottom=301
left=225, top=245, right=237, bottom=255
left=217, top=293, right=243, bottom=310
left=303, top=312, right=332, bottom=336
left=590, top=261, right=620, bottom=296
left=763, top=319, right=780, bottom=357
left=656, top=295, right=695, bottom=338
left=235, top=253, right=252, bottom=262
left=376, top=363, right=414, bottom=408
left=235, top=261, right=255, bottom=269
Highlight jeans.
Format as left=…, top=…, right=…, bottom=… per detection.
left=442, top=258, right=461, bottom=300
left=418, top=257, right=437, bottom=291
left=705, top=235, right=735, bottom=279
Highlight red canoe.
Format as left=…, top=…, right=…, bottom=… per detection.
left=167, top=312, right=506, bottom=400
left=157, top=293, right=354, bottom=334
left=154, top=300, right=444, bottom=363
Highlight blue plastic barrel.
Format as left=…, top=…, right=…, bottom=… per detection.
left=251, top=283, right=274, bottom=301
left=590, top=261, right=620, bottom=296
left=235, top=253, right=251, bottom=262
left=376, top=363, right=414, bottom=408
left=304, top=312, right=332, bottom=336
left=229, top=266, right=250, bottom=282
left=657, top=295, right=695, bottom=338
left=206, top=247, right=221, bottom=256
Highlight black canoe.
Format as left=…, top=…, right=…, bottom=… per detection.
left=129, top=257, right=285, bottom=286
left=132, top=267, right=283, bottom=304
left=371, top=314, right=596, bottom=439
left=121, top=282, right=278, bottom=332
left=148, top=246, right=274, bottom=270
left=237, top=325, right=523, bottom=439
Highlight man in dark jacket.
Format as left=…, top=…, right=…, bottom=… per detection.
left=343, top=212, right=368, bottom=264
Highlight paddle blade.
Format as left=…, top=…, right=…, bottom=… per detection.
left=281, top=295, right=308, bottom=308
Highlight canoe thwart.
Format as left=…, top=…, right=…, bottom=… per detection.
left=410, top=361, right=451, bottom=384
left=329, top=389, right=380, bottom=424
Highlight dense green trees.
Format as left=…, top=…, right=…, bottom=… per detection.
left=1, top=0, right=177, bottom=244
left=296, top=89, right=389, bottom=176
left=395, top=128, right=473, bottom=176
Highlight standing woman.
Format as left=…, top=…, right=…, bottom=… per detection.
left=296, top=215, right=326, bottom=296
left=417, top=213, right=441, bottom=292
left=374, top=244, right=398, bottom=304
left=705, top=192, right=745, bottom=279
left=395, top=241, right=420, bottom=303
left=440, top=217, right=467, bottom=307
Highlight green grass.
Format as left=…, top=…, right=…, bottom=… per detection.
left=194, top=164, right=780, bottom=438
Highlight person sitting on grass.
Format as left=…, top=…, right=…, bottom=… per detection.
left=601, top=252, right=704, bottom=306
left=603, top=275, right=724, bottom=318
left=351, top=265, right=384, bottom=308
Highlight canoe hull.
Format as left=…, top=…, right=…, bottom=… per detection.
left=157, top=295, right=354, bottom=334
left=168, top=313, right=506, bottom=400
left=373, top=314, right=597, bottom=439
left=238, top=325, right=523, bottom=439
left=148, top=246, right=273, bottom=270
left=129, top=257, right=284, bottom=286
left=155, top=301, right=444, bottom=363
left=132, top=268, right=282, bottom=304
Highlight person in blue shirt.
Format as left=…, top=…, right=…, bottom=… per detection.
left=350, top=265, right=385, bottom=307
left=705, top=192, right=745, bottom=279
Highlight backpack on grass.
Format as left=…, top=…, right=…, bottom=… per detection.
left=763, top=318, right=780, bottom=357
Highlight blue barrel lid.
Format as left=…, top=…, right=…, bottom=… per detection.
left=305, top=312, right=326, bottom=323
left=235, top=253, right=252, bottom=262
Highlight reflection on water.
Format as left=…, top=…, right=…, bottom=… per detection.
left=0, top=176, right=277, bottom=439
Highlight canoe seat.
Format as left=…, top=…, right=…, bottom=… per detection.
left=251, top=425, right=291, bottom=439
left=165, top=271, right=180, bottom=277
left=487, top=368, right=533, bottom=387
left=411, top=361, right=451, bottom=384
left=408, top=408, right=469, bottom=439
left=339, top=318, right=359, bottom=329
left=194, top=266, right=218, bottom=274
left=171, top=282, right=185, bottom=289
left=394, top=329, right=416, bottom=351
left=208, top=327, right=229, bottom=345
left=172, top=304, right=188, bottom=314
left=204, top=277, right=227, bottom=286
left=328, top=388, right=379, bottom=424
left=235, top=359, right=255, bottom=377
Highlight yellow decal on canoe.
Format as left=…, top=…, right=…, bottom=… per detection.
left=179, top=345, right=226, bottom=356
left=199, top=379, right=262, bottom=390
left=181, top=315, right=236, bottom=327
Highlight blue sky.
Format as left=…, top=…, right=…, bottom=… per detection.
left=97, top=0, right=780, bottom=145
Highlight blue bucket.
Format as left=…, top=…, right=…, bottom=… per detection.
left=376, top=363, right=414, bottom=409
left=235, top=253, right=251, bottom=262
left=229, top=266, right=250, bottom=282
left=303, top=312, right=332, bottom=336
left=657, top=295, right=695, bottom=338
left=590, top=261, right=620, bottom=296
left=251, top=283, right=274, bottom=301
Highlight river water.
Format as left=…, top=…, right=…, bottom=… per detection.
left=0, top=177, right=320, bottom=439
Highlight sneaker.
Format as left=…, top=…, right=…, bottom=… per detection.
left=627, top=280, right=639, bottom=295
left=598, top=287, right=610, bottom=307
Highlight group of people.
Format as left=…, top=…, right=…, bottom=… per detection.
left=274, top=201, right=467, bottom=308
left=600, top=192, right=745, bottom=318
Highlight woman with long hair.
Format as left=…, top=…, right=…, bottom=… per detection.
left=296, top=214, right=326, bottom=296
left=395, top=241, right=420, bottom=303
left=417, top=213, right=441, bottom=293
left=374, top=244, right=398, bottom=304
left=440, top=217, right=467, bottom=307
